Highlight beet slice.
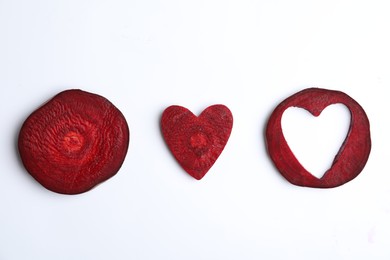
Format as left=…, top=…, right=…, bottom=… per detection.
left=18, top=89, right=129, bottom=194
left=265, top=88, right=371, bottom=188
left=161, top=105, right=233, bottom=180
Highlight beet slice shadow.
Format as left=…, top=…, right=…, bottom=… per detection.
left=161, top=105, right=233, bottom=180
left=265, top=88, right=371, bottom=188
left=18, top=89, right=129, bottom=194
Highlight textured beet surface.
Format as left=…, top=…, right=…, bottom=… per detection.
left=266, top=88, right=371, bottom=188
left=161, top=105, right=233, bottom=180
left=18, top=89, right=129, bottom=194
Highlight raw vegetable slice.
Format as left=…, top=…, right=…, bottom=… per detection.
left=266, top=88, right=371, bottom=188
left=18, top=89, right=129, bottom=194
left=161, top=105, right=233, bottom=180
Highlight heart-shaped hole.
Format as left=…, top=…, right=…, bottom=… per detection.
left=281, top=104, right=351, bottom=179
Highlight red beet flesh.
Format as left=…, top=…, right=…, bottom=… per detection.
left=161, top=105, right=233, bottom=180
left=266, top=88, right=371, bottom=188
left=18, top=89, right=129, bottom=194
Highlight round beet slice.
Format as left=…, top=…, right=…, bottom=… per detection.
left=18, top=89, right=129, bottom=194
left=266, top=88, right=371, bottom=188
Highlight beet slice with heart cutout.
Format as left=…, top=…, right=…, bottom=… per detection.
left=18, top=89, right=129, bottom=194
left=161, top=105, right=233, bottom=180
left=265, top=88, right=371, bottom=188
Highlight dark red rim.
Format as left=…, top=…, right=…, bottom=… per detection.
left=266, top=88, right=371, bottom=188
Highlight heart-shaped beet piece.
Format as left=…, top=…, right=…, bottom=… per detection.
left=161, top=105, right=233, bottom=180
left=266, top=88, right=371, bottom=188
left=18, top=89, right=129, bottom=194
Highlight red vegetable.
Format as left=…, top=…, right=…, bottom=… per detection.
left=18, top=89, right=129, bottom=194
left=161, top=105, right=233, bottom=180
left=266, top=88, right=371, bottom=188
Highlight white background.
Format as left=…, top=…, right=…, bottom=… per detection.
left=1, top=0, right=390, bottom=259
